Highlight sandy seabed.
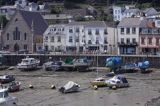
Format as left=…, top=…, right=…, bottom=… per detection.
left=0, top=67, right=160, bottom=106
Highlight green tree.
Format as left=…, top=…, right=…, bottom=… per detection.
left=0, top=0, right=5, bottom=6
left=0, top=15, right=8, bottom=28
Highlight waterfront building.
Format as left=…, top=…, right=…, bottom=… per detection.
left=117, top=17, right=146, bottom=54
left=43, top=21, right=113, bottom=53
left=2, top=10, right=48, bottom=53
left=113, top=5, right=140, bottom=21
left=139, top=18, right=160, bottom=55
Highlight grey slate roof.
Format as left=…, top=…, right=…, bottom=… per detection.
left=118, top=18, right=145, bottom=27
left=67, top=21, right=106, bottom=27
left=19, top=10, right=48, bottom=35
left=63, top=9, right=87, bottom=17
left=123, top=9, right=140, bottom=14
left=42, top=14, right=73, bottom=20
left=118, top=17, right=147, bottom=27
left=143, top=8, right=158, bottom=16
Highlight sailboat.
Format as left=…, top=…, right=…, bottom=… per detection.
left=90, top=45, right=107, bottom=87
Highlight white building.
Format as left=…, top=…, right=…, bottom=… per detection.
left=43, top=21, right=111, bottom=53
left=43, top=24, right=66, bottom=52
left=113, top=5, right=141, bottom=21
left=117, top=17, right=146, bottom=54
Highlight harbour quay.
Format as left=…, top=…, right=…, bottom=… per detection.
left=2, top=53, right=160, bottom=68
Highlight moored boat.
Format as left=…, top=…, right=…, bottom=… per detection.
left=0, top=88, right=18, bottom=106
left=91, top=77, right=107, bottom=87
left=17, top=57, right=40, bottom=71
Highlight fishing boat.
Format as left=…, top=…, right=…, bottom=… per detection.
left=17, top=57, right=40, bottom=71
left=43, top=60, right=64, bottom=71
left=61, top=58, right=92, bottom=71
left=0, top=88, right=18, bottom=106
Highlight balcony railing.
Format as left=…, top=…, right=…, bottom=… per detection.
left=118, top=42, right=138, bottom=46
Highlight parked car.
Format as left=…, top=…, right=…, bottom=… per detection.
left=0, top=75, right=15, bottom=84
left=7, top=81, right=21, bottom=92
left=106, top=75, right=129, bottom=89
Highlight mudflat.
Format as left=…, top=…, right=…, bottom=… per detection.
left=0, top=68, right=160, bottom=106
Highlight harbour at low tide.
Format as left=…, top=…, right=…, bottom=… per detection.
left=1, top=67, right=160, bottom=106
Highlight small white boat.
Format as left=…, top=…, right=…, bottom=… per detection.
left=17, top=57, right=40, bottom=71
left=59, top=81, right=80, bottom=93
left=0, top=88, right=18, bottom=106
left=91, top=77, right=107, bottom=87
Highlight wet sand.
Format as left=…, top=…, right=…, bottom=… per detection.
left=1, top=68, right=160, bottom=106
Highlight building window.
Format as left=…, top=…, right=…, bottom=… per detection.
left=57, top=36, right=61, bottom=42
left=76, top=36, right=79, bottom=42
left=88, top=29, right=92, bottom=35
left=96, top=40, right=99, bottom=44
left=58, top=28, right=61, bottom=31
left=51, top=36, right=54, bottom=42
left=88, top=40, right=92, bottom=44
left=24, top=33, right=27, bottom=40
left=126, top=38, right=130, bottom=43
left=95, top=29, right=99, bottom=35
left=121, top=38, right=124, bottom=43
left=54, top=28, right=56, bottom=31
left=104, top=29, right=107, bottom=34
left=13, top=27, right=20, bottom=40
left=148, top=38, right=152, bottom=45
left=45, top=36, right=48, bottom=41
left=126, top=28, right=130, bottom=34
left=6, top=45, right=9, bottom=49
left=69, top=36, right=73, bottom=42
left=51, top=46, right=54, bottom=51
left=104, top=37, right=108, bottom=44
left=76, top=28, right=79, bottom=33
left=141, top=37, right=145, bottom=44
left=24, top=44, right=27, bottom=50
left=115, top=10, right=117, bottom=14
left=62, top=28, right=64, bottom=31
left=148, top=29, right=152, bottom=34
left=69, top=29, right=73, bottom=33
left=156, top=38, right=159, bottom=45
left=142, top=29, right=148, bottom=34
left=153, top=29, right=158, bottom=34
left=132, top=27, right=136, bottom=34
left=121, top=28, right=124, bottom=34
left=7, top=33, right=9, bottom=40
left=132, top=38, right=136, bottom=43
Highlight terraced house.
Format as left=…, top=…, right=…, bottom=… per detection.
left=2, top=10, right=48, bottom=53
left=43, top=21, right=115, bottom=53
left=117, top=17, right=147, bottom=54
left=139, top=19, right=160, bottom=55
